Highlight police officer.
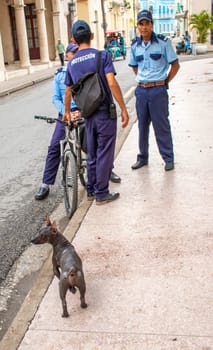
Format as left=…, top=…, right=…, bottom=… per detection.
left=35, top=43, right=79, bottom=200
left=129, top=10, right=180, bottom=171
left=63, top=20, right=129, bottom=205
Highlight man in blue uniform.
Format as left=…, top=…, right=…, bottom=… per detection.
left=35, top=43, right=122, bottom=200
left=35, top=43, right=79, bottom=200
left=63, top=20, right=129, bottom=205
left=129, top=10, right=180, bottom=171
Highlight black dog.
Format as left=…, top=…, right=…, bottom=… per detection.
left=31, top=214, right=87, bottom=317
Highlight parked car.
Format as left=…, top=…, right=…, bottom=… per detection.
left=160, top=31, right=176, bottom=39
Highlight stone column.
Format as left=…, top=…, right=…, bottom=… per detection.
left=14, top=0, right=31, bottom=69
left=35, top=0, right=50, bottom=63
left=0, top=32, right=6, bottom=81
left=52, top=0, right=62, bottom=42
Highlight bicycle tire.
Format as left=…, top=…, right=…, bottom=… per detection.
left=63, top=151, right=78, bottom=218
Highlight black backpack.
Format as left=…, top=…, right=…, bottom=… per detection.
left=71, top=51, right=106, bottom=119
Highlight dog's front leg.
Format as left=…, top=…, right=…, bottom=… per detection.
left=59, top=278, right=69, bottom=317
left=52, top=256, right=60, bottom=279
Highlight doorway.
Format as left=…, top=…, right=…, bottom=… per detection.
left=9, top=3, right=40, bottom=60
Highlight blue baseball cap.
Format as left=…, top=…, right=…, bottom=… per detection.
left=137, top=10, right=153, bottom=23
left=72, top=20, right=91, bottom=38
left=66, top=43, right=78, bottom=53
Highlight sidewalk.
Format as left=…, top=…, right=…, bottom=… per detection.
left=1, top=58, right=213, bottom=350
left=0, top=61, right=60, bottom=97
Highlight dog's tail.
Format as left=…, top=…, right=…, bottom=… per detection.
left=62, top=267, right=82, bottom=286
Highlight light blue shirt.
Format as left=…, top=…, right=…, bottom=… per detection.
left=52, top=67, right=76, bottom=115
left=129, top=32, right=178, bottom=83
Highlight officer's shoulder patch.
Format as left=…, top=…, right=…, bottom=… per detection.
left=157, top=34, right=168, bottom=42
left=131, top=36, right=140, bottom=46
left=54, top=67, right=63, bottom=75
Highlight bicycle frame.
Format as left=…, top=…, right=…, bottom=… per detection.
left=34, top=115, right=87, bottom=218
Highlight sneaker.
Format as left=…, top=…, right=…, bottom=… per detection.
left=165, top=162, right=174, bottom=171
left=96, top=192, right=120, bottom=205
left=87, top=193, right=95, bottom=201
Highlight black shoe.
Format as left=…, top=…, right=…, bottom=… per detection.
left=165, top=162, right=174, bottom=171
left=110, top=171, right=121, bottom=183
left=35, top=186, right=49, bottom=200
left=131, top=160, right=148, bottom=170
left=87, top=193, right=95, bottom=201
left=96, top=192, right=120, bottom=205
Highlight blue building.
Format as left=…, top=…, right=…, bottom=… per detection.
left=139, top=0, right=176, bottom=36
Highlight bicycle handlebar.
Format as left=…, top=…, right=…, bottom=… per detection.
left=34, top=115, right=60, bottom=124
left=34, top=115, right=85, bottom=127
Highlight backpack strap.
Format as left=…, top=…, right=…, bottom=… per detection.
left=96, top=50, right=113, bottom=104
left=96, top=50, right=102, bottom=73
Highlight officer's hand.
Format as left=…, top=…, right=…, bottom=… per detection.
left=121, top=110, right=129, bottom=128
left=62, top=111, right=71, bottom=124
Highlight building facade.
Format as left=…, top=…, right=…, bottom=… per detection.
left=0, top=0, right=212, bottom=81
left=0, top=0, right=137, bottom=81
left=176, top=0, right=213, bottom=45
left=140, top=0, right=176, bottom=35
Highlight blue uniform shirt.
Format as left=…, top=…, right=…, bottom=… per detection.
left=52, top=67, right=76, bottom=115
left=129, top=32, right=178, bottom=83
left=65, top=48, right=116, bottom=106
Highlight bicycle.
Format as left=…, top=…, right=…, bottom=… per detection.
left=34, top=115, right=87, bottom=218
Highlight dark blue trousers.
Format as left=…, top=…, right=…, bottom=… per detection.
left=42, top=114, right=65, bottom=185
left=135, top=85, right=174, bottom=163
left=85, top=111, right=117, bottom=200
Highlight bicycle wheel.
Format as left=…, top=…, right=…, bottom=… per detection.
left=63, top=151, right=78, bottom=218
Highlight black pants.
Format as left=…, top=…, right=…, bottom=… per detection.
left=59, top=53, right=64, bottom=66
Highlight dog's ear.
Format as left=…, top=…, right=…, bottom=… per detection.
left=45, top=213, right=51, bottom=226
left=51, top=220, right=57, bottom=233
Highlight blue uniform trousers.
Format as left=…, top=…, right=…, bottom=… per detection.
left=42, top=113, right=65, bottom=185
left=135, top=85, right=174, bottom=163
left=85, top=111, right=117, bottom=200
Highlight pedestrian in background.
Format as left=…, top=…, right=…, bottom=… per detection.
left=56, top=39, right=65, bottom=66
left=129, top=10, right=180, bottom=171
left=63, top=20, right=129, bottom=205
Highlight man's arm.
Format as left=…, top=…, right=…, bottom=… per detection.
left=52, top=76, right=64, bottom=115
left=132, top=66, right=138, bottom=75
left=106, top=72, right=129, bottom=128
left=167, top=60, right=180, bottom=83
left=63, top=86, right=72, bottom=123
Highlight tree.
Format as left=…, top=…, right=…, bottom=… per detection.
left=189, top=10, right=213, bottom=43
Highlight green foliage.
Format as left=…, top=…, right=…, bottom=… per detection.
left=189, top=10, right=213, bottom=43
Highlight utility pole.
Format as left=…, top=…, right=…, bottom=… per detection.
left=100, top=0, right=107, bottom=35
